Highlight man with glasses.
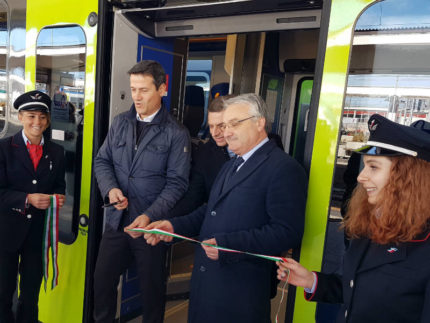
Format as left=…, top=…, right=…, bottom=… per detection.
left=139, top=93, right=307, bottom=323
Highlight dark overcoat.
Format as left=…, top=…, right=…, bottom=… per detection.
left=0, top=132, right=66, bottom=251
left=0, top=131, right=65, bottom=322
left=306, top=233, right=430, bottom=323
left=168, top=138, right=230, bottom=218
left=171, top=140, right=307, bottom=323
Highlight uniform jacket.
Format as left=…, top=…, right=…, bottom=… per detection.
left=306, top=233, right=430, bottom=323
left=168, top=138, right=230, bottom=218
left=170, top=140, right=307, bottom=323
left=0, top=132, right=65, bottom=252
left=94, top=104, right=191, bottom=230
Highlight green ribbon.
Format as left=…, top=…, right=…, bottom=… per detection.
left=42, top=195, right=59, bottom=291
left=128, top=228, right=286, bottom=263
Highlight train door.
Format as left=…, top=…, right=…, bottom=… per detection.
left=24, top=0, right=98, bottom=322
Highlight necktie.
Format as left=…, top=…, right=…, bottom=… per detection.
left=222, top=156, right=244, bottom=192
left=27, top=141, right=43, bottom=170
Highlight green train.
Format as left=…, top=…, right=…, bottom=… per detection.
left=0, top=0, right=428, bottom=322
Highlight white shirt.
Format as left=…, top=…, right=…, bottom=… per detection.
left=236, top=137, right=269, bottom=171
left=136, top=107, right=161, bottom=123
left=22, top=130, right=44, bottom=146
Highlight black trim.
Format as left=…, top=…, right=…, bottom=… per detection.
left=82, top=1, right=114, bottom=322
left=302, top=0, right=332, bottom=173
left=289, top=76, right=313, bottom=159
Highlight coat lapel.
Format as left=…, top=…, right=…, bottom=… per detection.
left=213, top=141, right=273, bottom=204
left=357, top=242, right=406, bottom=273
left=36, top=138, right=53, bottom=175
left=11, top=132, right=35, bottom=175
left=344, top=238, right=370, bottom=276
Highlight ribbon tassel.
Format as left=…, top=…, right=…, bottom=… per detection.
left=42, top=195, right=59, bottom=291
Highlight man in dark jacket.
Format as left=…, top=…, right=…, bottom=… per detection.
left=142, top=93, right=307, bottom=323
left=168, top=96, right=232, bottom=218
left=93, top=60, right=190, bottom=323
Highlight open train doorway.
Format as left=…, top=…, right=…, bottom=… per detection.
left=106, top=1, right=322, bottom=321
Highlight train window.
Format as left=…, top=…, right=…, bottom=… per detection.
left=335, top=0, right=430, bottom=214
left=36, top=25, right=86, bottom=244
left=0, top=2, right=7, bottom=134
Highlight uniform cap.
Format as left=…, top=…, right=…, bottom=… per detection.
left=356, top=114, right=430, bottom=162
left=14, top=90, right=51, bottom=113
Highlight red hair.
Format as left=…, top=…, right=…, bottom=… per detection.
left=344, top=156, right=430, bottom=244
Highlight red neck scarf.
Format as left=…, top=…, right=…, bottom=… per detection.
left=26, top=141, right=43, bottom=170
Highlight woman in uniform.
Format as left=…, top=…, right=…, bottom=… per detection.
left=278, top=114, right=430, bottom=323
left=0, top=90, right=66, bottom=323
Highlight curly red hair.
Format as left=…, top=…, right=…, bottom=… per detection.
left=344, top=156, right=430, bottom=244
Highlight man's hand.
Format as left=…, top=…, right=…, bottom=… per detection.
left=143, top=221, right=174, bottom=246
left=201, top=238, right=219, bottom=260
left=27, top=193, right=52, bottom=210
left=124, top=214, right=151, bottom=238
left=57, top=194, right=66, bottom=208
left=108, top=188, right=128, bottom=210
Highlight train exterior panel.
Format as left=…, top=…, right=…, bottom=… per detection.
left=25, top=0, right=98, bottom=322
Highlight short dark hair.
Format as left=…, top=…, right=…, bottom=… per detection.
left=128, top=60, right=166, bottom=89
left=208, top=94, right=236, bottom=113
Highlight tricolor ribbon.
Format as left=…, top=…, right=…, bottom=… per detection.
left=128, top=228, right=286, bottom=262
left=129, top=227, right=289, bottom=321
left=42, top=195, right=59, bottom=291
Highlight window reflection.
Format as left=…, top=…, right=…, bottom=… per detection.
left=340, top=0, right=430, bottom=160
left=36, top=25, right=86, bottom=244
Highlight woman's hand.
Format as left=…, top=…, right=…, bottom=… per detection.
left=57, top=194, right=65, bottom=208
left=27, top=193, right=51, bottom=210
left=277, top=258, right=315, bottom=290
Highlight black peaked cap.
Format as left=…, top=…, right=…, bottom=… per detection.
left=14, top=90, right=51, bottom=113
left=356, top=114, right=430, bottom=162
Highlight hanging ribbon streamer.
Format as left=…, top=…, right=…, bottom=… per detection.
left=128, top=227, right=286, bottom=262
left=129, top=228, right=291, bottom=320
left=42, top=195, right=59, bottom=291
left=129, top=227, right=290, bottom=319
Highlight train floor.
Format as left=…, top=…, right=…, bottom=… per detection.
left=126, top=283, right=289, bottom=323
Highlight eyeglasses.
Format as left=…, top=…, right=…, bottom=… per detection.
left=219, top=116, right=257, bottom=131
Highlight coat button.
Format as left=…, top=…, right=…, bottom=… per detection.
left=350, top=280, right=354, bottom=288
left=32, top=180, right=37, bottom=184
left=199, top=266, right=206, bottom=272
left=345, top=310, right=348, bottom=318
left=210, top=211, right=216, bottom=216
left=27, top=214, right=32, bottom=219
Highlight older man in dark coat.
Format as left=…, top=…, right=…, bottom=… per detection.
left=140, top=93, right=307, bottom=323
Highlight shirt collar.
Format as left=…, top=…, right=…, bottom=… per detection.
left=226, top=147, right=236, bottom=158
left=239, top=137, right=269, bottom=163
left=136, top=107, right=161, bottom=122
left=22, top=130, right=44, bottom=146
